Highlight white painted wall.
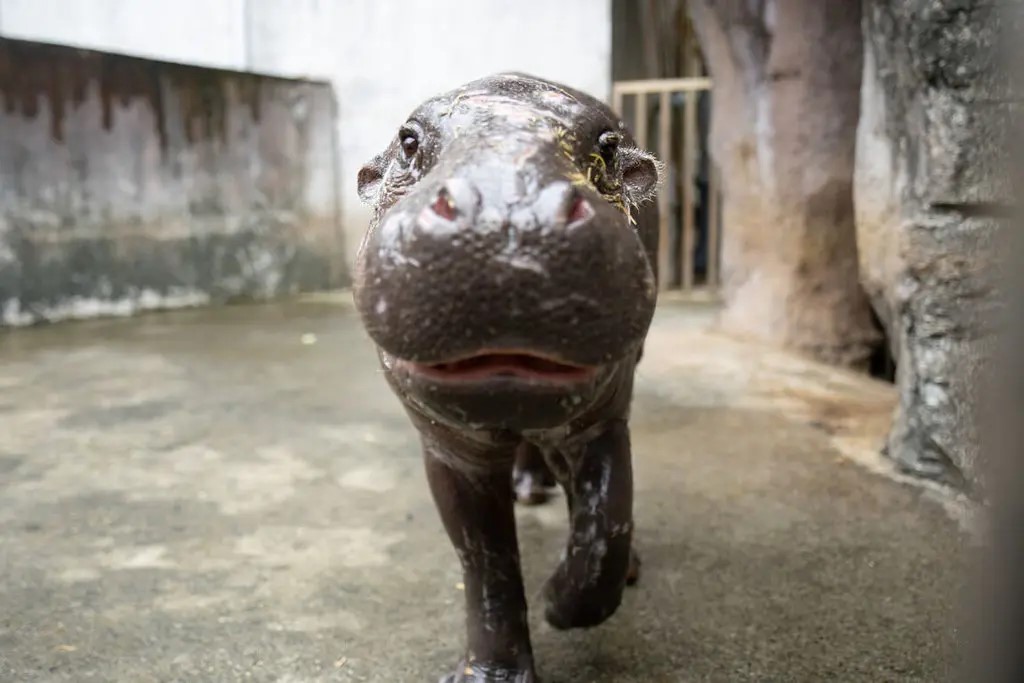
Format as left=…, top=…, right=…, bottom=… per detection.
left=0, top=0, right=612, bottom=270
left=0, top=0, right=248, bottom=70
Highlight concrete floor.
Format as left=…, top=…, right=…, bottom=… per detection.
left=0, top=297, right=966, bottom=682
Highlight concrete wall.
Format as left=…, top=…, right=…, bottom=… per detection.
left=0, top=0, right=612, bottom=270
left=0, top=38, right=343, bottom=325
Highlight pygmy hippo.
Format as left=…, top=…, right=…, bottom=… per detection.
left=352, top=73, right=662, bottom=682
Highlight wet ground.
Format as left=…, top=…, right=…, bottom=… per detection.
left=0, top=296, right=966, bottom=682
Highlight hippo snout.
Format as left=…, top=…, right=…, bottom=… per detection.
left=354, top=175, right=656, bottom=368
left=417, top=176, right=592, bottom=233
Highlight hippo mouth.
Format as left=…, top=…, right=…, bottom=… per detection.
left=404, top=351, right=597, bottom=384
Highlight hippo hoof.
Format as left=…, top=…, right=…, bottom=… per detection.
left=542, top=583, right=619, bottom=631
left=542, top=546, right=641, bottom=630
left=440, top=661, right=537, bottom=683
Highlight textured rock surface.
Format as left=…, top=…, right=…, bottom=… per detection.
left=0, top=38, right=344, bottom=327
left=687, top=0, right=881, bottom=368
left=855, top=0, right=1011, bottom=493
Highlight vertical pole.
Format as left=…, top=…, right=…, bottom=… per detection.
left=708, top=163, right=720, bottom=290
left=635, top=92, right=649, bottom=150
left=680, top=90, right=697, bottom=290
left=657, top=90, right=672, bottom=290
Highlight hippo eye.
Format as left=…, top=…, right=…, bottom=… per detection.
left=598, top=131, right=620, bottom=163
left=599, top=131, right=621, bottom=148
left=399, top=126, right=420, bottom=159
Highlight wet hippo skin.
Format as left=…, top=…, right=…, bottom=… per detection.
left=352, top=73, right=661, bottom=683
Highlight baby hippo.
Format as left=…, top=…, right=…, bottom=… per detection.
left=352, top=72, right=661, bottom=682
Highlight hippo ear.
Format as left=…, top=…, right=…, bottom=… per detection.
left=357, top=154, right=388, bottom=204
left=619, top=147, right=663, bottom=206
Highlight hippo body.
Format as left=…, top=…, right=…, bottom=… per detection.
left=353, top=73, right=661, bottom=682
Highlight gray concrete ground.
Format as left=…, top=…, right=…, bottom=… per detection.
left=0, top=298, right=966, bottom=682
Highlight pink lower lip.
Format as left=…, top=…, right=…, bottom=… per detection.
left=400, top=352, right=597, bottom=383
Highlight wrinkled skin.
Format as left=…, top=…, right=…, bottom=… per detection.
left=353, top=73, right=661, bottom=682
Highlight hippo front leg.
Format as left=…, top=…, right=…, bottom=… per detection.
left=543, top=420, right=636, bottom=630
left=422, top=440, right=537, bottom=683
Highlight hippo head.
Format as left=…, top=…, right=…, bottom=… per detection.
left=353, top=73, right=661, bottom=433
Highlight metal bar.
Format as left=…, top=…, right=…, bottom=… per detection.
left=635, top=92, right=649, bottom=151
left=612, top=86, right=624, bottom=118
left=681, top=91, right=697, bottom=291
left=657, top=90, right=672, bottom=291
left=612, top=77, right=712, bottom=95
left=708, top=163, right=720, bottom=289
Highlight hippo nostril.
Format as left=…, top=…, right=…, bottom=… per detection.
left=567, top=194, right=594, bottom=227
left=431, top=187, right=458, bottom=221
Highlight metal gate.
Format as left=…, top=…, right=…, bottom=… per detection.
left=612, top=77, right=721, bottom=294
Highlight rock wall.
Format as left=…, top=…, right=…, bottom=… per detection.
left=0, top=38, right=344, bottom=326
left=687, top=0, right=881, bottom=369
left=854, top=1, right=1011, bottom=493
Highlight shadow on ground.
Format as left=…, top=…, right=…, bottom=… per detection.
left=0, top=298, right=965, bottom=682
